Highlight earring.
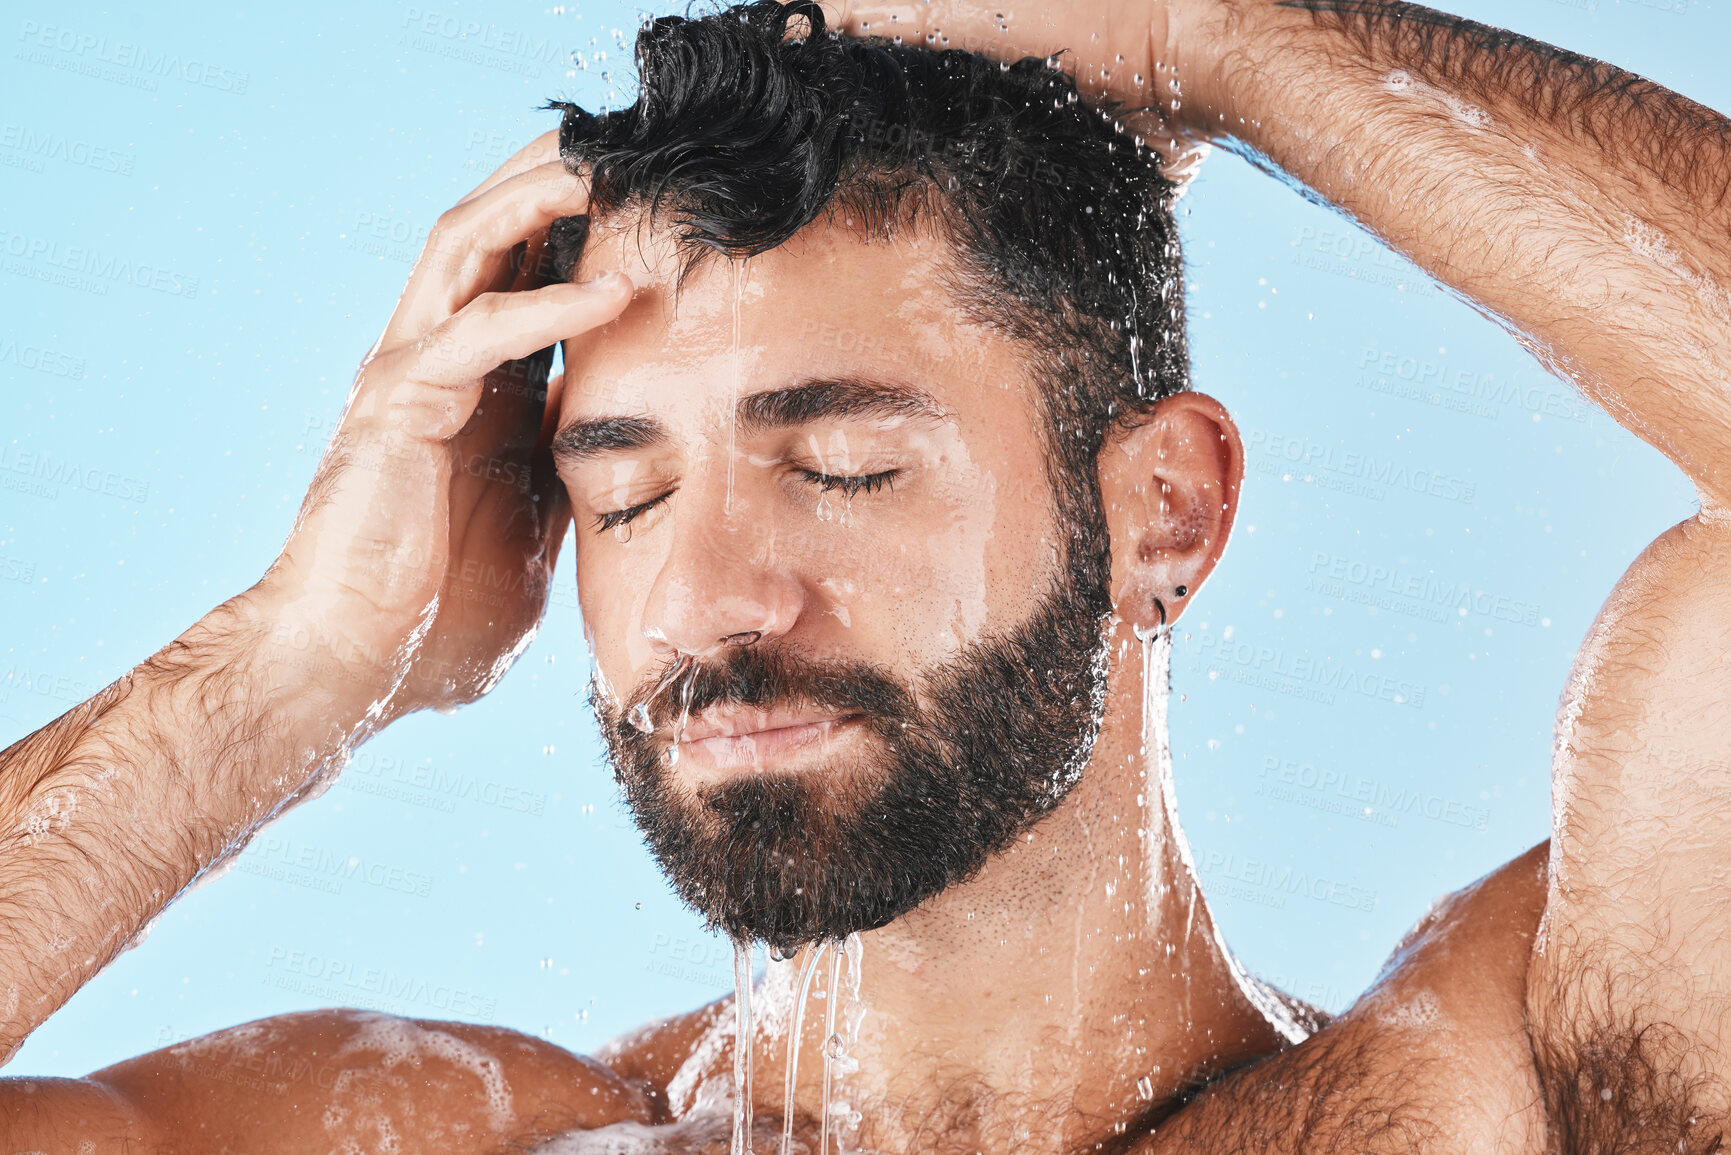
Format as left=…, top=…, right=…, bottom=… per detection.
left=1135, top=594, right=1170, bottom=643
left=1175, top=585, right=1189, bottom=598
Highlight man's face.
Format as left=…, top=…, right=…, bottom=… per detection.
left=554, top=221, right=1113, bottom=949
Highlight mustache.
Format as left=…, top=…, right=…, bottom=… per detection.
left=615, top=644, right=918, bottom=736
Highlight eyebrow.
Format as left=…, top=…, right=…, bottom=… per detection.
left=550, top=415, right=663, bottom=465
left=550, top=378, right=947, bottom=466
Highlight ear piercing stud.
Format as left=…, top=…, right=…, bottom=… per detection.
left=1175, top=585, right=1189, bottom=598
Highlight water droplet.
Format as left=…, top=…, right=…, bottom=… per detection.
left=824, top=1033, right=846, bottom=1059
left=1137, top=1075, right=1155, bottom=1101
left=629, top=703, right=654, bottom=732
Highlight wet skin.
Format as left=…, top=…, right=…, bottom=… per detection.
left=7, top=0, right=1731, bottom=1149
left=0, top=160, right=1551, bottom=1155
left=557, top=221, right=1065, bottom=787
left=8, top=853, right=1549, bottom=1154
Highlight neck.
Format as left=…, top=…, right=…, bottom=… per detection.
left=749, top=623, right=1301, bottom=1152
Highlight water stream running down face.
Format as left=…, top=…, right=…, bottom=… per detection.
left=624, top=654, right=696, bottom=737
left=728, top=933, right=865, bottom=1155
left=827, top=933, right=866, bottom=1152
left=781, top=944, right=828, bottom=1155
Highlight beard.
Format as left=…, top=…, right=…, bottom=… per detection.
left=593, top=566, right=1114, bottom=954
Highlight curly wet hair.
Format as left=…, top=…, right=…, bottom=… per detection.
left=545, top=0, right=1187, bottom=597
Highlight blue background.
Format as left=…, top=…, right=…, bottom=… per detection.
left=0, top=0, right=1713, bottom=1073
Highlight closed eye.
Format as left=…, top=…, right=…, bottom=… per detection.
left=593, top=491, right=671, bottom=534
left=795, top=468, right=898, bottom=498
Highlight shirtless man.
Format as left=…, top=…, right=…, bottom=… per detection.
left=3, top=0, right=1729, bottom=1150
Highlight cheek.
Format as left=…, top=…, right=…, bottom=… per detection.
left=811, top=461, right=1053, bottom=662
left=574, top=537, right=667, bottom=691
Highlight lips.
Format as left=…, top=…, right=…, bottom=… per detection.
left=674, top=705, right=864, bottom=772
left=677, top=704, right=852, bottom=742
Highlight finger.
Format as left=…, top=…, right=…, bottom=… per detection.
left=509, top=235, right=574, bottom=455
left=370, top=273, right=634, bottom=441
left=457, top=129, right=563, bottom=206
left=456, top=245, right=567, bottom=464
left=389, top=163, right=589, bottom=345
left=484, top=228, right=564, bottom=431
left=384, top=162, right=593, bottom=348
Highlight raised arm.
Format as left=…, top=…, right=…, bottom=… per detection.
left=0, top=135, right=633, bottom=1064
left=1159, top=5, right=1731, bottom=1143
left=827, top=0, right=1731, bottom=1142
left=1175, top=1, right=1731, bottom=493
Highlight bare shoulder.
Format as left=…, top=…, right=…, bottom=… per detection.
left=1155, top=843, right=1551, bottom=1155
left=2, top=1008, right=654, bottom=1155
left=596, top=996, right=734, bottom=1118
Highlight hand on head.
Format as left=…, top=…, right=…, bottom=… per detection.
left=808, top=0, right=1226, bottom=178
left=253, top=131, right=633, bottom=727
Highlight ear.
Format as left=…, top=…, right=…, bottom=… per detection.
left=1098, top=392, right=1243, bottom=630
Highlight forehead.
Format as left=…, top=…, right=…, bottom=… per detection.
left=558, top=218, right=1042, bottom=424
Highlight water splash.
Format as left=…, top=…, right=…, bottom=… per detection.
left=732, top=939, right=756, bottom=1155
left=625, top=654, right=696, bottom=735
left=669, top=662, right=699, bottom=767
left=780, top=943, right=828, bottom=1155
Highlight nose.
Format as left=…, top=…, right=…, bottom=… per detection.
left=639, top=491, right=805, bottom=660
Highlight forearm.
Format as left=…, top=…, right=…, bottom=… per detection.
left=1180, top=0, right=1731, bottom=495
left=0, top=595, right=360, bottom=1062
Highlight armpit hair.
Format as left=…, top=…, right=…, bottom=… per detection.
left=1531, top=949, right=1728, bottom=1155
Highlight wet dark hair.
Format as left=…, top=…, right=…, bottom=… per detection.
left=545, top=0, right=1188, bottom=598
